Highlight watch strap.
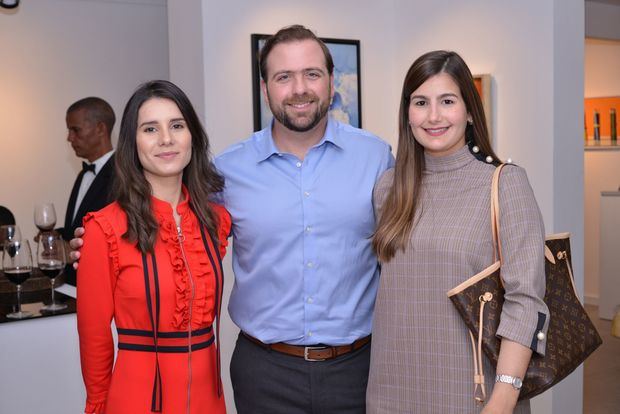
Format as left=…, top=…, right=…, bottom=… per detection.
left=495, top=374, right=523, bottom=390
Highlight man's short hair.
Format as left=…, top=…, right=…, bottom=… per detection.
left=259, top=25, right=334, bottom=82
left=67, top=97, right=115, bottom=135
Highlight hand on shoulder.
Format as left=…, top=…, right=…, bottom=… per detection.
left=70, top=227, right=85, bottom=269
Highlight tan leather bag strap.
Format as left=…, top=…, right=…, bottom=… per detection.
left=456, top=164, right=508, bottom=404
left=466, top=164, right=507, bottom=404
left=491, top=164, right=507, bottom=265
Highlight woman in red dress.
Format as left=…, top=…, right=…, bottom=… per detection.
left=77, top=80, right=229, bottom=414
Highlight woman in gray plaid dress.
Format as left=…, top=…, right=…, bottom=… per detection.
left=367, top=51, right=549, bottom=413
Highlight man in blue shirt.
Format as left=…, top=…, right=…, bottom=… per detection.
left=217, top=25, right=393, bottom=413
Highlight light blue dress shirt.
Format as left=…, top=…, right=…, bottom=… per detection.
left=215, top=118, right=394, bottom=345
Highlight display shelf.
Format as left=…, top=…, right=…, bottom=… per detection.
left=584, top=140, right=620, bottom=151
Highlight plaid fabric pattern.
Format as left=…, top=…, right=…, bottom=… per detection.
left=367, top=146, right=547, bottom=413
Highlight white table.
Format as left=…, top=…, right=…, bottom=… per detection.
left=0, top=286, right=88, bottom=413
left=599, top=191, right=620, bottom=320
left=0, top=313, right=85, bottom=413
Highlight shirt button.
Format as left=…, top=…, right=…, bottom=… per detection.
left=307, top=261, right=314, bottom=268
left=296, top=161, right=302, bottom=168
left=307, top=297, right=313, bottom=304
left=305, top=226, right=312, bottom=233
left=304, top=191, right=310, bottom=197
left=537, top=331, right=545, bottom=341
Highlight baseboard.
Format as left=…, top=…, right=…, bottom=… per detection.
left=584, top=294, right=599, bottom=306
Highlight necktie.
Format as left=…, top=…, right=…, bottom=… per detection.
left=82, top=161, right=96, bottom=174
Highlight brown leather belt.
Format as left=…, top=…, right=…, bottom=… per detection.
left=242, top=332, right=371, bottom=361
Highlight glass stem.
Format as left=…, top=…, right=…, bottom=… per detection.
left=16, top=284, right=22, bottom=314
left=50, top=278, right=56, bottom=304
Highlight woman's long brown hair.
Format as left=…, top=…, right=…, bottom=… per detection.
left=114, top=80, right=224, bottom=253
left=373, top=51, right=499, bottom=262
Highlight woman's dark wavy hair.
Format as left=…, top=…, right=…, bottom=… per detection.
left=114, top=80, right=224, bottom=253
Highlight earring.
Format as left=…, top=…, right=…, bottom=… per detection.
left=467, top=118, right=473, bottom=125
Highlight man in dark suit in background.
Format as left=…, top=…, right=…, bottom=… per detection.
left=61, top=97, right=115, bottom=285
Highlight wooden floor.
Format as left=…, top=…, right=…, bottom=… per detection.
left=583, top=305, right=620, bottom=414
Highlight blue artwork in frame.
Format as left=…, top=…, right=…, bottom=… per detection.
left=251, top=34, right=362, bottom=131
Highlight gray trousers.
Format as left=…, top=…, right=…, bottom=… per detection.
left=230, top=332, right=371, bottom=414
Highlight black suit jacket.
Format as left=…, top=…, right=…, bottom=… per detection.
left=62, top=156, right=115, bottom=285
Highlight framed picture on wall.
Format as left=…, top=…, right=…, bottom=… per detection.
left=473, top=74, right=492, bottom=140
left=251, top=34, right=362, bottom=131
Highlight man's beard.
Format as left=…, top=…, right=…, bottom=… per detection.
left=269, top=91, right=331, bottom=133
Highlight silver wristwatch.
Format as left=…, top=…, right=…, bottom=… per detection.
left=495, top=374, right=523, bottom=390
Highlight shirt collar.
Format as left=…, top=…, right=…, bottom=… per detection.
left=88, top=150, right=114, bottom=174
left=255, top=117, right=344, bottom=163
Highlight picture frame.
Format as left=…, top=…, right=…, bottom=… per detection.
left=473, top=74, right=492, bottom=139
left=251, top=34, right=362, bottom=131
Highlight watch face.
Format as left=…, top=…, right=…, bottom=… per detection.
left=514, top=378, right=523, bottom=388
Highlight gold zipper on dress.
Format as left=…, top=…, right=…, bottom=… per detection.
left=177, top=225, right=195, bottom=414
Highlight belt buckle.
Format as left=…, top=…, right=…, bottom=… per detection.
left=304, top=346, right=326, bottom=361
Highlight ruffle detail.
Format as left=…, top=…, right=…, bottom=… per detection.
left=83, top=212, right=120, bottom=278
left=212, top=203, right=232, bottom=258
left=156, top=205, right=217, bottom=331
left=84, top=399, right=106, bottom=414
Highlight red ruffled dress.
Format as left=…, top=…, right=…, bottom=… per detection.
left=77, top=188, right=230, bottom=414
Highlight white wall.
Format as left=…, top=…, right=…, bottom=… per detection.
left=0, top=0, right=169, bottom=242
left=168, top=1, right=584, bottom=413
left=167, top=0, right=206, bottom=124
left=551, top=1, right=585, bottom=410
left=584, top=37, right=620, bottom=304
left=585, top=38, right=620, bottom=96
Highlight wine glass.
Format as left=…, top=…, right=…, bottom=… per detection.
left=34, top=203, right=57, bottom=232
left=37, top=233, right=67, bottom=311
left=0, top=224, right=21, bottom=251
left=0, top=225, right=21, bottom=283
left=2, top=239, right=33, bottom=319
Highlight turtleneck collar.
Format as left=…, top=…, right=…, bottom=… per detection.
left=424, top=144, right=475, bottom=173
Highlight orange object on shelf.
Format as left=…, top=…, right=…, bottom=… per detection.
left=584, top=96, right=620, bottom=139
